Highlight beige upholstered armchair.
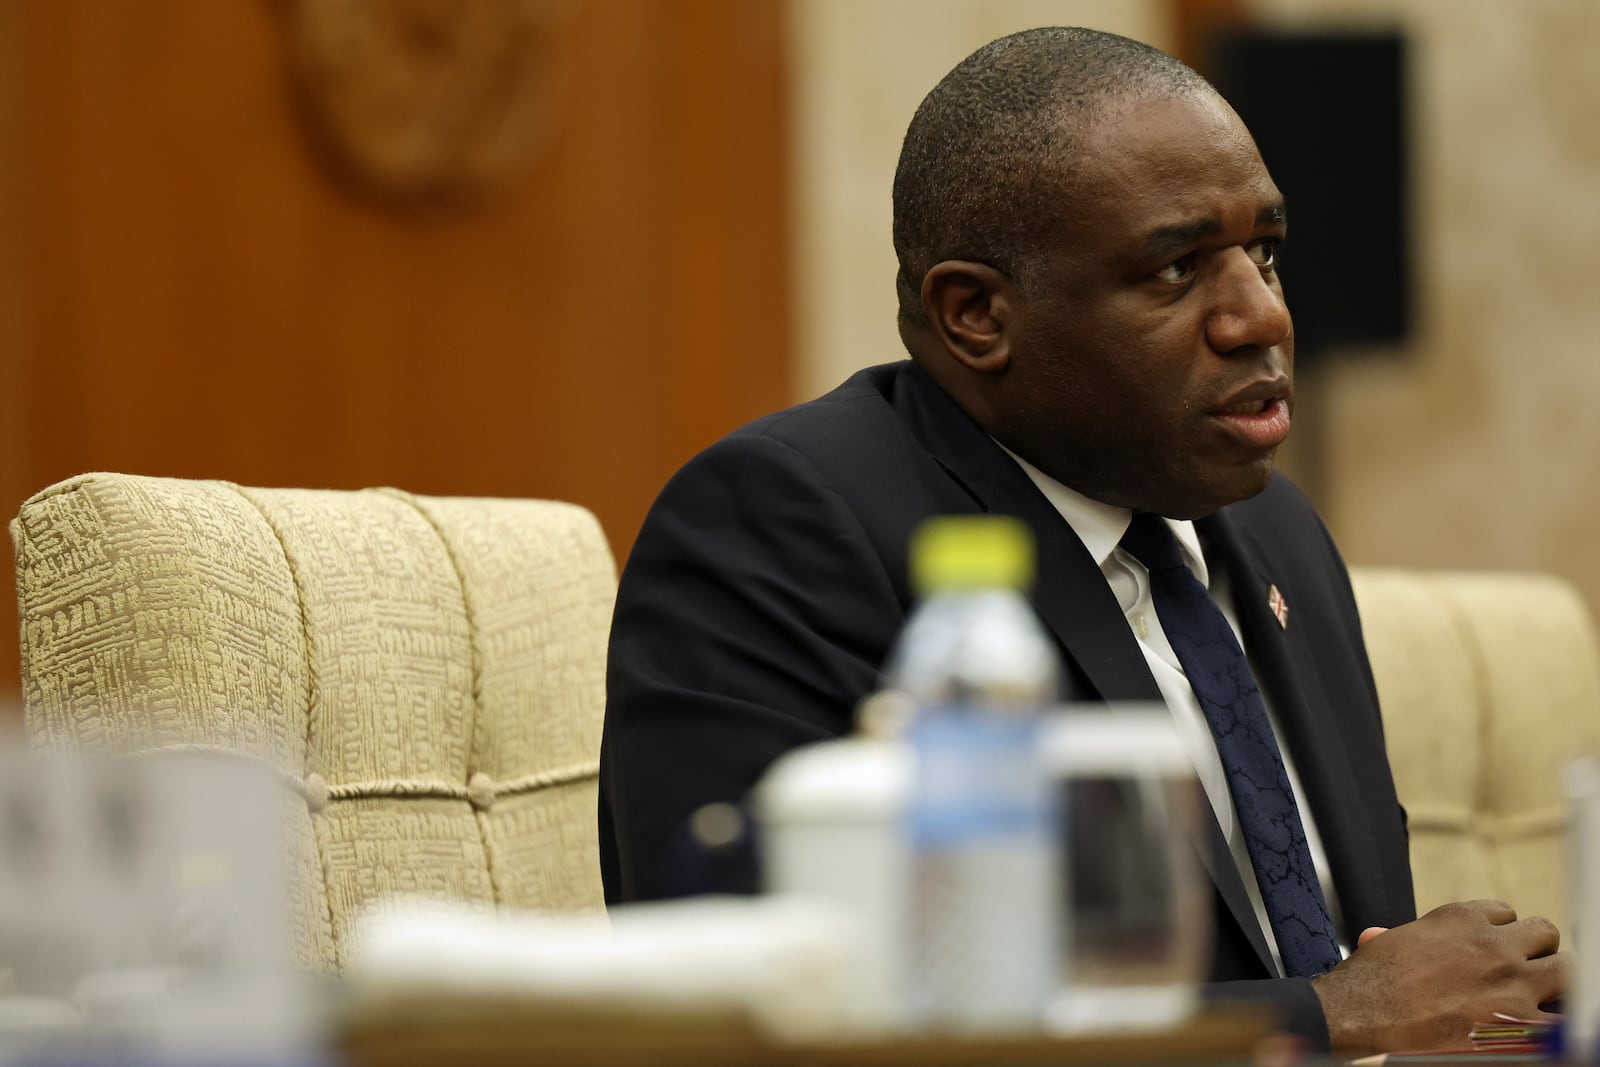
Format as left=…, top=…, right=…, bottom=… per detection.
left=1353, top=567, right=1600, bottom=932
left=13, top=475, right=1598, bottom=966
left=11, top=472, right=616, bottom=971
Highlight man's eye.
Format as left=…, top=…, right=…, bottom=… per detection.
left=1248, top=239, right=1279, bottom=269
left=1154, top=254, right=1196, bottom=283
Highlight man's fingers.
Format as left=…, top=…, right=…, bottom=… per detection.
left=1357, top=926, right=1389, bottom=948
left=1431, top=898, right=1518, bottom=925
left=1526, top=950, right=1573, bottom=1005
left=1509, top=915, right=1562, bottom=958
left=1472, top=898, right=1519, bottom=925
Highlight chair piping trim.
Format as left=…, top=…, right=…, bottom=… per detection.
left=104, top=743, right=599, bottom=803
left=1481, top=807, right=1568, bottom=838
left=1395, top=802, right=1568, bottom=840
left=322, top=761, right=601, bottom=802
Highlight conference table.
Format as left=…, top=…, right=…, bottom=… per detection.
left=339, top=1003, right=1274, bottom=1067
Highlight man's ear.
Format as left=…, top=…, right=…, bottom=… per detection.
left=920, top=261, right=1015, bottom=375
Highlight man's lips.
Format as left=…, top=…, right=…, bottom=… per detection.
left=1209, top=379, right=1292, bottom=449
left=1216, top=396, right=1276, bottom=416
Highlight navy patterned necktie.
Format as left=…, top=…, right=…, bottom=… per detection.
left=1120, top=512, right=1342, bottom=978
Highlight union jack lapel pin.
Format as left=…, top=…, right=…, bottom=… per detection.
left=1267, top=584, right=1290, bottom=630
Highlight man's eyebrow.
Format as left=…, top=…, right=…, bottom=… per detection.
left=1139, top=201, right=1289, bottom=261
left=1140, top=218, right=1221, bottom=261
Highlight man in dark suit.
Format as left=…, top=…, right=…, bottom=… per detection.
left=601, top=26, right=1566, bottom=1056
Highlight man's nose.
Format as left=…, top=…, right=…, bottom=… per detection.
left=1206, top=250, right=1292, bottom=353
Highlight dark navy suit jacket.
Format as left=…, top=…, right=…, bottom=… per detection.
left=601, top=360, right=1416, bottom=1047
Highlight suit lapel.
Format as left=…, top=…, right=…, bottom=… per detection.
left=1200, top=507, right=1389, bottom=942
left=894, top=365, right=1160, bottom=704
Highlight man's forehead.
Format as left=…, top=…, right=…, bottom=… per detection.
left=1059, top=95, right=1280, bottom=220
left=1083, top=92, right=1258, bottom=162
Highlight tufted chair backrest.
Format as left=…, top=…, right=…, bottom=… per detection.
left=1352, top=567, right=1600, bottom=932
left=11, top=472, right=616, bottom=970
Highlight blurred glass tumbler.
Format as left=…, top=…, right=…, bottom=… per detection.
left=1040, top=708, right=1209, bottom=1033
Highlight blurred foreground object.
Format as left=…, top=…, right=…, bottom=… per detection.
left=1567, top=758, right=1600, bottom=1061
left=758, top=520, right=1208, bottom=1036
left=754, top=735, right=913, bottom=1028
left=755, top=710, right=1208, bottom=1040
left=339, top=897, right=1270, bottom=1067
left=0, top=748, right=313, bottom=1062
left=885, top=517, right=1061, bottom=1031
left=1040, top=710, right=1207, bottom=1033
left=1351, top=568, right=1600, bottom=931
left=344, top=895, right=877, bottom=1045
left=11, top=472, right=617, bottom=969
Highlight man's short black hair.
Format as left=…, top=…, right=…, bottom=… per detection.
left=892, top=27, right=1212, bottom=338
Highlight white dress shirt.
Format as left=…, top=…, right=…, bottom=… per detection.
left=1002, top=448, right=1349, bottom=976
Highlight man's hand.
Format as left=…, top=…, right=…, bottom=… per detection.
left=1310, top=899, right=1568, bottom=1056
left=1356, top=926, right=1389, bottom=948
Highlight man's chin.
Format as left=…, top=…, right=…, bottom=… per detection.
left=1161, top=460, right=1278, bottom=520
left=1215, top=457, right=1280, bottom=508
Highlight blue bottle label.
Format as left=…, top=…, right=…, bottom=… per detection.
left=908, top=711, right=1052, bottom=847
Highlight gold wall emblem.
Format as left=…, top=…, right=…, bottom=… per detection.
left=286, top=0, right=574, bottom=210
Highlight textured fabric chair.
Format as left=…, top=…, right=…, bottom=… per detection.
left=11, top=472, right=616, bottom=971
left=1352, top=567, right=1600, bottom=931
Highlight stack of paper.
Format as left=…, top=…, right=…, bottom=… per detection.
left=1467, top=1014, right=1556, bottom=1056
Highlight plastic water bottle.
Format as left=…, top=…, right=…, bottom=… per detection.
left=884, top=515, right=1062, bottom=1032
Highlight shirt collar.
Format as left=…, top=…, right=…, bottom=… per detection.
left=997, top=444, right=1211, bottom=587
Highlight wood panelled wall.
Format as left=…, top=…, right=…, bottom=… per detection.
left=0, top=0, right=792, bottom=700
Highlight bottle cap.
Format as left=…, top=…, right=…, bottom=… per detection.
left=909, top=515, right=1034, bottom=594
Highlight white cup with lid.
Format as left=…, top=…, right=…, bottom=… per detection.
left=752, top=731, right=914, bottom=1032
